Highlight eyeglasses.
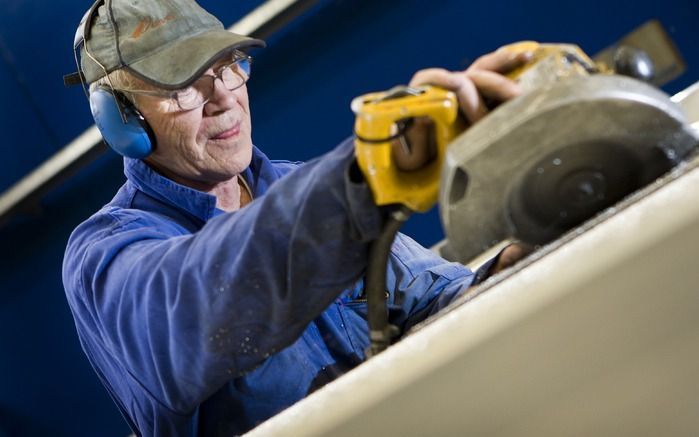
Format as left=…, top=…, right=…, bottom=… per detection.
left=121, top=54, right=252, bottom=111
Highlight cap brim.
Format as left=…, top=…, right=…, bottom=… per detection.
left=125, top=29, right=265, bottom=89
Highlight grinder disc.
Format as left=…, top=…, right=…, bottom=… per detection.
left=439, top=74, right=698, bottom=263
left=508, top=141, right=672, bottom=244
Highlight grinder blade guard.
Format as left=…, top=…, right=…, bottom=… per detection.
left=440, top=74, right=699, bottom=263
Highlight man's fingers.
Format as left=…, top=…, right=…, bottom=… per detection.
left=391, top=117, right=437, bottom=171
left=468, top=49, right=533, bottom=74
left=410, top=68, right=488, bottom=124
left=490, top=242, right=535, bottom=275
left=466, top=70, right=522, bottom=102
left=409, top=68, right=460, bottom=88
left=452, top=77, right=488, bottom=124
left=409, top=54, right=526, bottom=124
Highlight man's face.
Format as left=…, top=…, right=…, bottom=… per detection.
left=134, top=60, right=253, bottom=189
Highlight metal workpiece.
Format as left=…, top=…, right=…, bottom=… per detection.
left=439, top=74, right=699, bottom=264
left=247, top=142, right=699, bottom=437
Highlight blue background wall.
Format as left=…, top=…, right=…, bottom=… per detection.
left=0, top=0, right=697, bottom=435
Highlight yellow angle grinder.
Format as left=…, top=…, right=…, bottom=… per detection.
left=352, top=36, right=698, bottom=357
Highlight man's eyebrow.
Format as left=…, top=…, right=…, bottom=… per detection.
left=207, top=55, right=237, bottom=73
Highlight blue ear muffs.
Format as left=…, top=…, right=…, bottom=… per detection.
left=89, top=87, right=156, bottom=159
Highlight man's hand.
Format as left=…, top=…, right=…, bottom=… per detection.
left=391, top=48, right=533, bottom=171
left=488, top=242, right=535, bottom=275
left=409, top=48, right=533, bottom=124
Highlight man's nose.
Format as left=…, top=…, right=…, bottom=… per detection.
left=204, top=78, right=239, bottom=115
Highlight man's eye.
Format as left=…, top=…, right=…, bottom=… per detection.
left=175, top=87, right=197, bottom=99
left=175, top=87, right=202, bottom=107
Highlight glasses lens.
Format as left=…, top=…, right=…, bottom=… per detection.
left=175, top=56, right=252, bottom=110
left=174, top=86, right=206, bottom=110
left=221, top=58, right=251, bottom=91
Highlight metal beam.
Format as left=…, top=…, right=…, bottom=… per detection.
left=0, top=127, right=107, bottom=225
left=0, top=0, right=321, bottom=225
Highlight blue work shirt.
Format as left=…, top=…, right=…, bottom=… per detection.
left=62, top=139, right=476, bottom=436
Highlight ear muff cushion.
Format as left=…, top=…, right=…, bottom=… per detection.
left=89, top=88, right=155, bottom=159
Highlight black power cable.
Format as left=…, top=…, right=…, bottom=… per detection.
left=365, top=205, right=411, bottom=358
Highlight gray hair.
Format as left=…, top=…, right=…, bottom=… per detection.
left=88, top=69, right=144, bottom=105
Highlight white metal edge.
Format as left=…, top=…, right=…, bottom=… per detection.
left=246, top=157, right=699, bottom=436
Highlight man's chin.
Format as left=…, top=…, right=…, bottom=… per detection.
left=221, top=151, right=253, bottom=177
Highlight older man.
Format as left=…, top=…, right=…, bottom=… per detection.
left=62, top=0, right=529, bottom=435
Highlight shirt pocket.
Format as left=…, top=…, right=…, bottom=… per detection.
left=343, top=298, right=368, bottom=319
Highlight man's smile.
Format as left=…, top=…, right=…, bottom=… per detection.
left=210, top=122, right=241, bottom=140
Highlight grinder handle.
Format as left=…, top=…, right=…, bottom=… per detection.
left=352, top=85, right=463, bottom=212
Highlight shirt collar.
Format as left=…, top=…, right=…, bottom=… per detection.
left=122, top=146, right=278, bottom=223
left=123, top=157, right=219, bottom=223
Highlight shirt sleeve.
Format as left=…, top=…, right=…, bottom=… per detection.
left=384, top=233, right=476, bottom=333
left=63, top=138, right=384, bottom=414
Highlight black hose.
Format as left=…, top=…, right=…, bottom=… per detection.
left=365, top=206, right=412, bottom=358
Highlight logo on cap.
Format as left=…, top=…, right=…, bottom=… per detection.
left=130, top=14, right=176, bottom=39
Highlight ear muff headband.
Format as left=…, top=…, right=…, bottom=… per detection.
left=75, top=0, right=157, bottom=158
left=90, top=88, right=156, bottom=159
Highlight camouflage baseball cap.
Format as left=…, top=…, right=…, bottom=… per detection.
left=70, top=0, right=265, bottom=89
